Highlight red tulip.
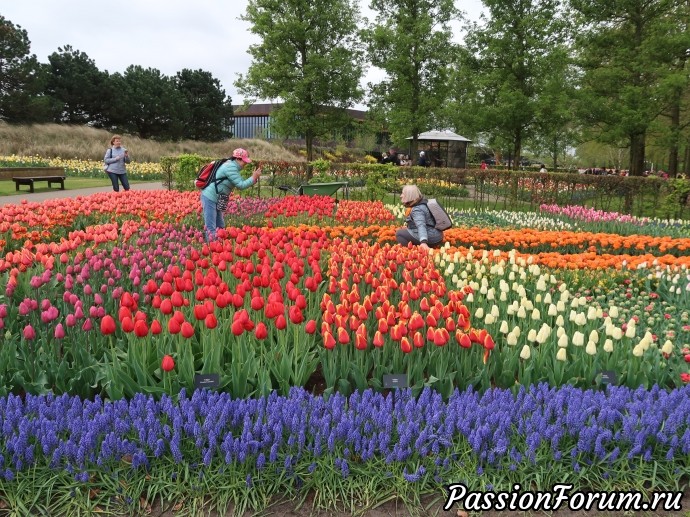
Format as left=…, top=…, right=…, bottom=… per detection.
left=373, top=330, right=385, bottom=348
left=160, top=299, right=173, bottom=315
left=134, top=320, right=149, bottom=338
left=161, top=355, right=175, bottom=372
left=275, top=314, right=287, bottom=330
left=456, top=331, right=471, bottom=349
left=254, top=322, right=268, bottom=340
left=121, top=317, right=135, bottom=333
left=181, top=322, right=194, bottom=339
left=413, top=331, right=424, bottom=348
left=151, top=319, right=162, bottom=335
left=305, top=320, right=317, bottom=334
left=400, top=337, right=412, bottom=354
left=167, top=318, right=181, bottom=335
left=204, top=313, right=218, bottom=329
left=323, top=331, right=336, bottom=350
left=100, top=315, right=116, bottom=335
left=337, top=327, right=350, bottom=344
left=193, top=304, right=207, bottom=321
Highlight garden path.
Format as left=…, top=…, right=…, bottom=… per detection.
left=0, top=181, right=165, bottom=206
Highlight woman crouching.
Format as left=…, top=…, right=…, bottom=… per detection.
left=395, top=185, right=444, bottom=250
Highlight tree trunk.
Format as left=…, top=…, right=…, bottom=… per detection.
left=684, top=138, right=690, bottom=175
left=629, top=132, right=645, bottom=177
left=306, top=128, right=314, bottom=180
left=668, top=99, right=680, bottom=177
left=513, top=131, right=522, bottom=172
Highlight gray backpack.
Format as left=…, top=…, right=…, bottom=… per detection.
left=425, top=199, right=452, bottom=231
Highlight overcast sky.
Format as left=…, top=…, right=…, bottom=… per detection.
left=2, top=0, right=485, bottom=110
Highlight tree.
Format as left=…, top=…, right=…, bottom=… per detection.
left=529, top=46, right=580, bottom=170
left=175, top=69, right=233, bottom=141
left=572, top=0, right=688, bottom=176
left=44, top=45, right=109, bottom=125
left=113, top=66, right=189, bottom=140
left=363, top=0, right=458, bottom=153
left=0, top=16, right=51, bottom=123
left=236, top=0, right=364, bottom=164
left=447, top=0, right=568, bottom=169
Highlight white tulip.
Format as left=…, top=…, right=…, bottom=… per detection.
left=612, top=327, right=623, bottom=340
left=512, top=326, right=521, bottom=337
left=507, top=332, right=518, bottom=346
left=625, top=324, right=636, bottom=339
left=527, top=329, right=537, bottom=342
left=556, top=348, right=567, bottom=361
left=569, top=310, right=577, bottom=322
left=575, top=313, right=587, bottom=326
left=603, top=339, right=614, bottom=353
left=556, top=326, right=565, bottom=338
left=536, top=277, right=547, bottom=291
left=632, top=344, right=644, bottom=357
left=480, top=285, right=488, bottom=295
left=491, top=305, right=500, bottom=318
left=559, top=284, right=567, bottom=293
left=570, top=298, right=580, bottom=309
left=573, top=331, right=585, bottom=346
left=548, top=304, right=558, bottom=317
left=517, top=307, right=527, bottom=319
left=609, top=306, right=619, bottom=318
left=500, top=291, right=508, bottom=302
left=588, top=330, right=599, bottom=344
left=535, top=294, right=542, bottom=304
left=544, top=292, right=552, bottom=304
left=475, top=307, right=484, bottom=319
left=556, top=300, right=565, bottom=312
left=661, top=340, right=674, bottom=355
left=585, top=340, right=597, bottom=355
left=520, top=345, right=531, bottom=360
left=487, top=288, right=495, bottom=300
left=531, top=308, right=541, bottom=321
left=555, top=315, right=564, bottom=326
left=558, top=333, right=568, bottom=348
left=586, top=306, right=598, bottom=320
left=500, top=320, right=509, bottom=334
left=466, top=293, right=473, bottom=302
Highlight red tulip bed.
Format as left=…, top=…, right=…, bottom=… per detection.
left=1, top=190, right=690, bottom=515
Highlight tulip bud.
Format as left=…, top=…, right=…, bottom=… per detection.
left=519, top=345, right=531, bottom=360
left=556, top=348, right=567, bottom=361
left=161, top=355, right=175, bottom=372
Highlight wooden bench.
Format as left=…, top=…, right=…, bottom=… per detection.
left=13, top=176, right=66, bottom=193
left=0, top=167, right=66, bottom=193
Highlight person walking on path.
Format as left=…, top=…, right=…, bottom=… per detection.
left=104, top=135, right=131, bottom=192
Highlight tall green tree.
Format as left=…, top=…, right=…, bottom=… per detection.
left=175, top=69, right=233, bottom=141
left=111, top=66, right=189, bottom=140
left=0, top=16, right=51, bottom=123
left=235, top=0, right=364, bottom=164
left=447, top=0, right=568, bottom=169
left=363, top=0, right=458, bottom=153
left=44, top=45, right=109, bottom=125
left=571, top=0, right=688, bottom=176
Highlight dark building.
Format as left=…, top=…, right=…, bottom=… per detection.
left=407, top=130, right=472, bottom=168
left=231, top=103, right=369, bottom=142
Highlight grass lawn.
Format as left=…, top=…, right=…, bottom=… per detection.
left=0, top=177, right=149, bottom=196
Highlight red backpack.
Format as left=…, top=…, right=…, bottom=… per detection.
left=195, top=158, right=229, bottom=190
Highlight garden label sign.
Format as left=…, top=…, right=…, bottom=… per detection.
left=194, top=373, right=220, bottom=391
left=383, top=374, right=408, bottom=389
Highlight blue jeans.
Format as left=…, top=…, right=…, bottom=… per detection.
left=108, top=172, right=130, bottom=192
left=201, top=192, right=224, bottom=240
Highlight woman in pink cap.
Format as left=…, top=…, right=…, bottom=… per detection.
left=201, top=148, right=261, bottom=240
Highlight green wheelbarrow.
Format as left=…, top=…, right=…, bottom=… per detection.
left=278, top=181, right=349, bottom=200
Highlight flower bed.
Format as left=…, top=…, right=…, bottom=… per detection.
left=1, top=191, right=690, bottom=513
left=0, top=385, right=688, bottom=514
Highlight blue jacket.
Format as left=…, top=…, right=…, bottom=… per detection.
left=201, top=159, right=255, bottom=203
left=405, top=199, right=443, bottom=244
left=104, top=147, right=130, bottom=175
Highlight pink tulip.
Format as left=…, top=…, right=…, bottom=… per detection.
left=54, top=324, right=66, bottom=339
left=23, top=325, right=36, bottom=340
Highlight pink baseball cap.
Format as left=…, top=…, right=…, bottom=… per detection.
left=232, top=148, right=252, bottom=164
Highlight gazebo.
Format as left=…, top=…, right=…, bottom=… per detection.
left=407, top=130, right=472, bottom=168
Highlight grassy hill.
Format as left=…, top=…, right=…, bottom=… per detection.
left=0, top=122, right=304, bottom=163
